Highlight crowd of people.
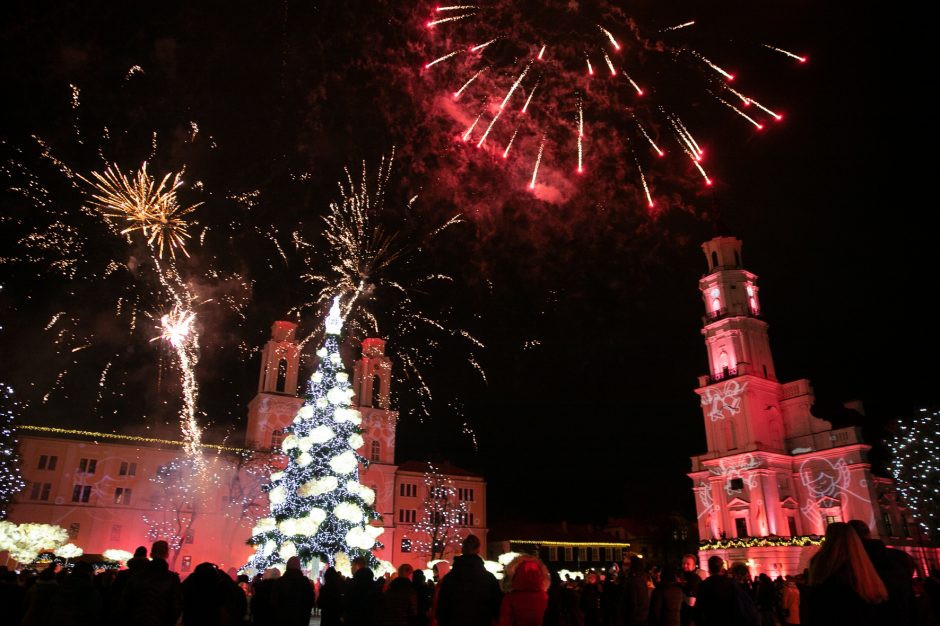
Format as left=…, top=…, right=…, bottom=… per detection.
left=3, top=521, right=940, bottom=626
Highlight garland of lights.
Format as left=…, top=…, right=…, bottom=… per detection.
left=0, top=384, right=26, bottom=519
left=246, top=297, right=382, bottom=574
left=17, top=424, right=246, bottom=452
left=699, top=535, right=824, bottom=550
left=888, top=408, right=940, bottom=538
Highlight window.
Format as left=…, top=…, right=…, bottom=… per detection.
left=882, top=513, right=894, bottom=536
left=78, top=458, right=97, bottom=475
left=711, top=251, right=719, bottom=268
left=430, top=487, right=448, bottom=500
left=729, top=478, right=744, bottom=491
left=38, top=455, right=58, bottom=471
left=371, top=440, right=381, bottom=462
left=548, top=546, right=558, bottom=561
left=564, top=547, right=573, bottom=561
left=119, top=461, right=138, bottom=476
left=276, top=358, right=288, bottom=392
left=457, top=511, right=475, bottom=526
left=614, top=548, right=623, bottom=562
left=901, top=515, right=911, bottom=538
left=734, top=517, right=749, bottom=538
left=181, top=556, right=192, bottom=572
left=398, top=509, right=416, bottom=523
left=185, top=528, right=195, bottom=544
left=71, top=485, right=92, bottom=503
left=825, top=514, right=841, bottom=527
left=271, top=429, right=285, bottom=450
left=110, top=524, right=122, bottom=541
left=68, top=522, right=80, bottom=539
left=399, top=483, right=417, bottom=498
left=401, top=538, right=412, bottom=553
left=114, top=487, right=133, bottom=505
left=29, top=482, right=52, bottom=501
left=591, top=547, right=600, bottom=562
left=458, top=487, right=475, bottom=501
left=787, top=516, right=798, bottom=536
left=578, top=547, right=588, bottom=561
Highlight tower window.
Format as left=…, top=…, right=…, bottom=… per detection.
left=712, top=298, right=721, bottom=313
left=734, top=250, right=740, bottom=266
left=728, top=478, right=744, bottom=491
left=371, top=440, right=381, bottom=462
left=276, top=358, right=288, bottom=393
left=711, top=251, right=719, bottom=269
left=372, top=375, right=383, bottom=408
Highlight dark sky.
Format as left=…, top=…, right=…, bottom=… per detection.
left=1, top=1, right=923, bottom=526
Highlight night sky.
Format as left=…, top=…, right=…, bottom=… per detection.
left=1, top=2, right=921, bottom=527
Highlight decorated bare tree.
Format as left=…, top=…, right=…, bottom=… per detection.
left=408, top=463, right=469, bottom=561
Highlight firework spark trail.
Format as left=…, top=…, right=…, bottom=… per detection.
left=503, top=127, right=519, bottom=158
left=427, top=13, right=474, bottom=27
left=477, top=63, right=530, bottom=147
left=598, top=25, right=621, bottom=50
left=715, top=94, right=764, bottom=129
left=151, top=256, right=204, bottom=465
left=537, top=44, right=546, bottom=60
left=633, top=152, right=654, bottom=207
left=623, top=72, right=644, bottom=96
left=454, top=67, right=487, bottom=98
left=693, top=51, right=735, bottom=81
left=763, top=45, right=807, bottom=63
left=577, top=97, right=584, bottom=173
left=425, top=50, right=461, bottom=68
left=462, top=109, right=485, bottom=141
left=521, top=80, right=539, bottom=113
left=745, top=97, right=783, bottom=121
left=436, top=5, right=478, bottom=11
left=470, top=38, right=498, bottom=52
left=661, top=21, right=695, bottom=32
left=585, top=57, right=594, bottom=75
left=603, top=52, right=616, bottom=75
left=530, top=136, right=546, bottom=188
left=636, top=122, right=664, bottom=156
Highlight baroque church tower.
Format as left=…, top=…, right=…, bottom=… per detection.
left=689, top=237, right=904, bottom=576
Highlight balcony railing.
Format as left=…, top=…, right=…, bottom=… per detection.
left=702, top=306, right=762, bottom=325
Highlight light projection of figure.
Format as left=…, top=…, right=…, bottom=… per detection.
left=798, top=457, right=872, bottom=530
left=696, top=480, right=720, bottom=539
left=701, top=380, right=748, bottom=421
left=711, top=454, right=761, bottom=495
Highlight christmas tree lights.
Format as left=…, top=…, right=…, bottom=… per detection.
left=246, top=297, right=382, bottom=572
left=888, top=408, right=940, bottom=538
left=0, top=384, right=26, bottom=520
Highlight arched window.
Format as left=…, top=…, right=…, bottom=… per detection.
left=276, top=359, right=288, bottom=393
left=719, top=352, right=730, bottom=371
left=711, top=251, right=719, bottom=269
left=712, top=298, right=721, bottom=313
left=371, top=440, right=381, bottom=462
left=734, top=250, right=740, bottom=266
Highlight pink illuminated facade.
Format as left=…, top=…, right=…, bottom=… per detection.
left=9, top=324, right=486, bottom=573
left=689, top=237, right=937, bottom=577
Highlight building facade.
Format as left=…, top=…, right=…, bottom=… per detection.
left=689, top=236, right=937, bottom=576
left=9, top=323, right=487, bottom=572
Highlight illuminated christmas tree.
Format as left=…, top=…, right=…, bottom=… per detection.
left=888, top=408, right=940, bottom=539
left=0, top=384, right=26, bottom=520
left=246, top=298, right=382, bottom=572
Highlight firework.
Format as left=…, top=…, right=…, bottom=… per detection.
left=420, top=0, right=803, bottom=202
left=81, top=163, right=201, bottom=259
left=294, top=153, right=484, bottom=419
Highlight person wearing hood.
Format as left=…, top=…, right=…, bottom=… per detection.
left=436, top=534, right=502, bottom=626
left=250, top=568, right=281, bottom=626
left=345, top=556, right=382, bottom=626
left=498, top=555, right=549, bottom=626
